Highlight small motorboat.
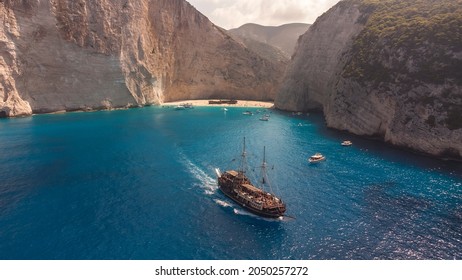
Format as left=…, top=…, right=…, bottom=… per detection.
left=308, top=153, right=325, bottom=163
left=341, top=140, right=352, bottom=146
left=259, top=114, right=270, bottom=121
left=242, top=111, right=253, bottom=115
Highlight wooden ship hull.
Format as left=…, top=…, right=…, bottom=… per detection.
left=217, top=170, right=286, bottom=219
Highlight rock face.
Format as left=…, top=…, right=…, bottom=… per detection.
left=276, top=2, right=364, bottom=112
left=0, top=2, right=32, bottom=117
left=0, top=0, right=281, bottom=116
left=275, top=0, right=462, bottom=160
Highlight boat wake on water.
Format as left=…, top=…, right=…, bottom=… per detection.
left=214, top=199, right=232, bottom=208
left=233, top=208, right=294, bottom=222
left=215, top=198, right=266, bottom=219
left=215, top=197, right=292, bottom=222
left=233, top=208, right=254, bottom=217
left=180, top=155, right=218, bottom=195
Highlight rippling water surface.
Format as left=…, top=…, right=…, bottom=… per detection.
left=0, top=106, right=461, bottom=259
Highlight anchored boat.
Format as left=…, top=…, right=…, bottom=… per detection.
left=341, top=140, right=352, bottom=146
left=308, top=153, right=325, bottom=163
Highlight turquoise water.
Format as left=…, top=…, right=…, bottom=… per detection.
left=0, top=106, right=461, bottom=259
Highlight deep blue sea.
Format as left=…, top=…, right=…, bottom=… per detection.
left=0, top=106, right=461, bottom=260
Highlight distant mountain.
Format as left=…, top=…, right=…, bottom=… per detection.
left=227, top=33, right=289, bottom=71
left=228, top=23, right=310, bottom=58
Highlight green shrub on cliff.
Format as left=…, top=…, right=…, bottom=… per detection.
left=343, top=0, right=462, bottom=84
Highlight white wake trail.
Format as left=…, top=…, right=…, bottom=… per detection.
left=214, top=199, right=232, bottom=208
left=180, top=155, right=218, bottom=195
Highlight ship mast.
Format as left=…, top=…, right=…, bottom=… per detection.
left=260, top=146, right=274, bottom=193
left=239, top=137, right=248, bottom=175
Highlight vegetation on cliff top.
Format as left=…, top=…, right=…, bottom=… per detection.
left=343, top=0, right=462, bottom=85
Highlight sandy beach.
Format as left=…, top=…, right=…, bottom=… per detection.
left=161, top=99, right=274, bottom=108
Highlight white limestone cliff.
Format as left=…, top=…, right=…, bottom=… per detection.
left=0, top=4, right=32, bottom=117
left=0, top=0, right=280, bottom=116
left=275, top=1, right=462, bottom=159
left=276, top=2, right=364, bottom=112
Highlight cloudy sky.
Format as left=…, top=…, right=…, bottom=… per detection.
left=187, top=0, right=341, bottom=29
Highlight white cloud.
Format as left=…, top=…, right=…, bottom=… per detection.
left=188, top=0, right=341, bottom=29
